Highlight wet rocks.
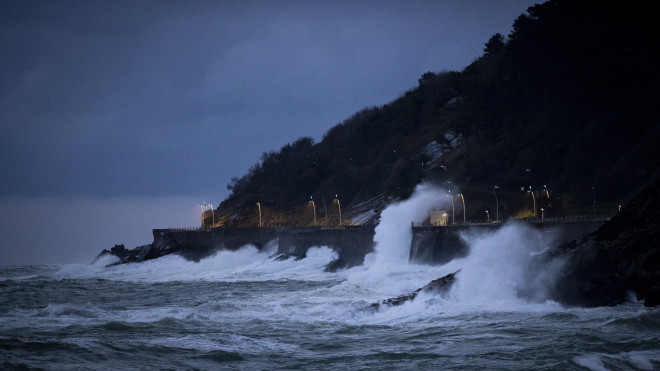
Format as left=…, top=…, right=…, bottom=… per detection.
left=549, top=176, right=660, bottom=307
left=93, top=243, right=176, bottom=266
left=371, top=270, right=459, bottom=310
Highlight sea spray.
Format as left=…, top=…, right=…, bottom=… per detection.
left=350, top=182, right=567, bottom=312
left=447, top=223, right=565, bottom=310
left=343, top=183, right=458, bottom=299
left=53, top=244, right=338, bottom=283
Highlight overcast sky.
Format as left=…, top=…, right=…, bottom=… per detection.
left=1, top=0, right=536, bottom=265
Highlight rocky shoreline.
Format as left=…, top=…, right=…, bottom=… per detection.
left=545, top=176, right=660, bottom=307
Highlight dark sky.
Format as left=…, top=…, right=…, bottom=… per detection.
left=0, top=0, right=536, bottom=264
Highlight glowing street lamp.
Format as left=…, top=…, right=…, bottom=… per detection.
left=486, top=210, right=490, bottom=223
left=457, top=193, right=466, bottom=224
left=527, top=187, right=536, bottom=218
left=256, top=202, right=262, bottom=227
left=309, top=196, right=316, bottom=226
left=199, top=204, right=206, bottom=226
left=446, top=193, right=455, bottom=224
left=207, top=203, right=215, bottom=227
left=334, top=195, right=342, bottom=227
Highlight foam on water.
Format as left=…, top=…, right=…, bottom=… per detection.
left=55, top=243, right=339, bottom=284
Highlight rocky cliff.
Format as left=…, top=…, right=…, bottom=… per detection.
left=547, top=176, right=660, bottom=307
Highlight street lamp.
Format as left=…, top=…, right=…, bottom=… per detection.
left=334, top=195, right=342, bottom=227
left=446, top=193, right=455, bottom=224
left=199, top=204, right=206, bottom=227
left=309, top=196, right=316, bottom=226
left=256, top=202, right=262, bottom=227
left=493, top=185, right=500, bottom=222
left=207, top=203, right=214, bottom=227
left=527, top=188, right=536, bottom=218
left=541, top=208, right=544, bottom=221
left=457, top=193, right=466, bottom=224
left=486, top=210, right=490, bottom=223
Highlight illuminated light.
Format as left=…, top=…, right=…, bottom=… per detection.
left=457, top=193, right=466, bottom=224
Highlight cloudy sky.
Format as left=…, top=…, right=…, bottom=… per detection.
left=1, top=0, right=536, bottom=265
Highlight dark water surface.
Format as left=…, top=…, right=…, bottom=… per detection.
left=2, top=250, right=659, bottom=370
left=3, top=192, right=659, bottom=370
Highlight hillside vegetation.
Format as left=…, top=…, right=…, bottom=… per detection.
left=209, top=0, right=660, bottom=228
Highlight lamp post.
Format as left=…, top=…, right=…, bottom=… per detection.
left=486, top=210, right=490, bottom=223
left=309, top=197, right=316, bottom=226
left=256, top=202, right=262, bottom=227
left=446, top=193, right=455, bottom=224
left=334, top=195, right=341, bottom=227
left=207, top=203, right=215, bottom=227
left=493, top=186, right=500, bottom=222
left=457, top=193, right=466, bottom=224
left=527, top=188, right=536, bottom=218
left=541, top=208, right=544, bottom=221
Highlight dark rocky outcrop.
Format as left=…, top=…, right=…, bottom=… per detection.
left=370, top=270, right=459, bottom=311
left=548, top=177, right=660, bottom=307
left=93, top=243, right=174, bottom=266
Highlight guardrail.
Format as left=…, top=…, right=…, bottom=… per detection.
left=412, top=214, right=612, bottom=227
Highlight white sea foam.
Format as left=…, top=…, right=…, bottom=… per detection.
left=54, top=243, right=337, bottom=283
left=574, top=354, right=608, bottom=370
left=447, top=223, right=564, bottom=310
left=628, top=352, right=655, bottom=370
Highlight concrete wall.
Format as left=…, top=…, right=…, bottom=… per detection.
left=152, top=225, right=375, bottom=270
left=277, top=226, right=375, bottom=270
left=151, top=220, right=601, bottom=270
left=409, top=221, right=605, bottom=265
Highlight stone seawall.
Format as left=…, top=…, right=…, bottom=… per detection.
left=152, top=225, right=375, bottom=271
left=409, top=221, right=606, bottom=265
left=276, top=226, right=375, bottom=270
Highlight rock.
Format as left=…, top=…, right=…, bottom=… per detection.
left=371, top=270, right=459, bottom=310
left=324, top=258, right=348, bottom=272
left=548, top=176, right=660, bottom=307
left=92, top=244, right=127, bottom=264
left=269, top=253, right=303, bottom=262
left=97, top=243, right=175, bottom=266
left=110, top=244, right=128, bottom=258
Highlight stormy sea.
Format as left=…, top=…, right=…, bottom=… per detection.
left=2, top=190, right=660, bottom=370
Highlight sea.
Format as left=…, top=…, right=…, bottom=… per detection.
left=2, top=186, right=659, bottom=370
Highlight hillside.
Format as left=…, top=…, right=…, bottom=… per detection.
left=208, top=0, right=660, bottom=228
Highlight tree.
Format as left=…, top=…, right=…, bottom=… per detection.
left=484, top=33, right=505, bottom=55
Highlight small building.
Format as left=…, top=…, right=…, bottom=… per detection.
left=430, top=210, right=449, bottom=226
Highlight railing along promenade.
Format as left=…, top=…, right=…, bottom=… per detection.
left=163, top=225, right=358, bottom=232
left=412, top=214, right=612, bottom=228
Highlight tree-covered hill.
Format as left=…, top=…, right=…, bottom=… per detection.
left=208, top=0, right=660, bottom=228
